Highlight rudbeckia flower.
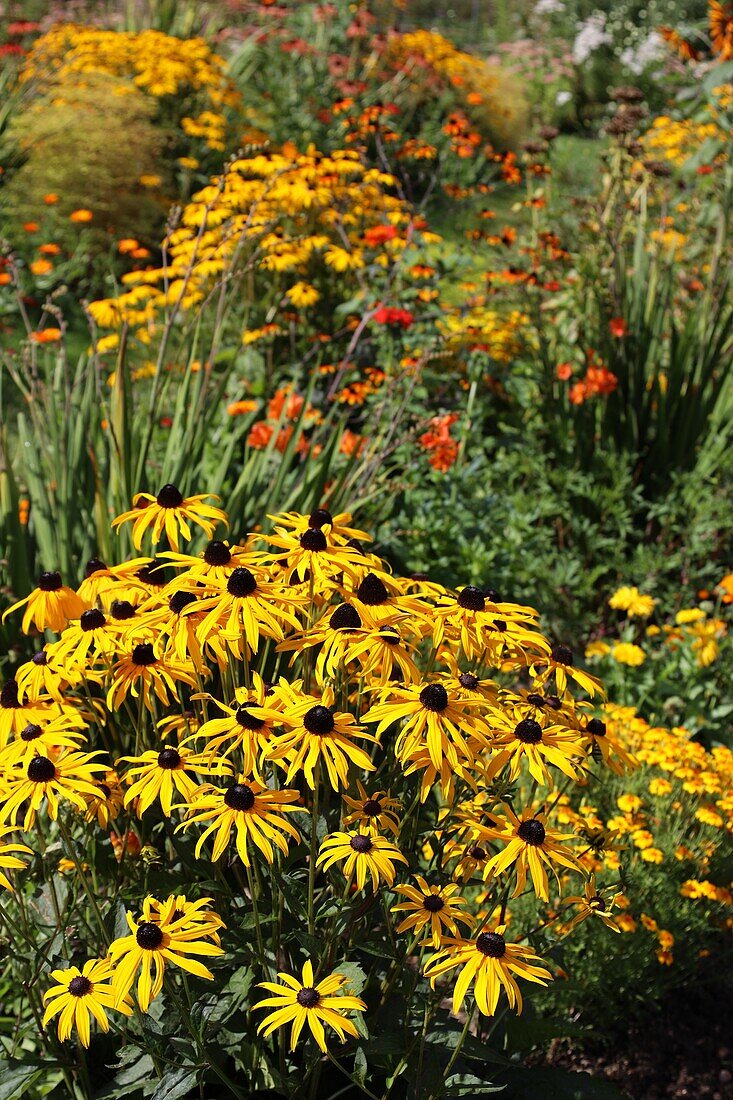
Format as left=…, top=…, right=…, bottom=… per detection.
left=580, top=716, right=637, bottom=774
left=118, top=745, right=224, bottom=817
left=255, top=960, right=366, bottom=1052
left=0, top=680, right=57, bottom=746
left=110, top=894, right=224, bottom=1012
left=342, top=781, right=401, bottom=835
left=43, top=959, right=133, bottom=1048
left=432, top=585, right=549, bottom=663
left=484, top=703, right=583, bottom=786
left=179, top=776, right=303, bottom=865
left=48, top=608, right=120, bottom=669
left=3, top=571, right=86, bottom=634
left=0, top=749, right=107, bottom=829
left=393, top=876, right=474, bottom=946
left=0, top=710, right=87, bottom=766
left=316, top=830, right=407, bottom=891
left=362, top=681, right=490, bottom=773
left=484, top=806, right=584, bottom=901
left=262, top=682, right=376, bottom=790
left=106, top=643, right=198, bottom=710
left=531, top=644, right=604, bottom=698
left=185, top=676, right=277, bottom=777
left=266, top=525, right=365, bottom=590
left=15, top=648, right=72, bottom=703
left=194, top=566, right=304, bottom=658
left=562, top=875, right=622, bottom=933
left=423, top=927, right=552, bottom=1016
left=112, top=484, right=228, bottom=552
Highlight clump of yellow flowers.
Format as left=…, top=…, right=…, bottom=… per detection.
left=0, top=487, right=632, bottom=1089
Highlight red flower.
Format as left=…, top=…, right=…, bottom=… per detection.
left=609, top=317, right=628, bottom=338
left=556, top=362, right=573, bottom=381
left=373, top=305, right=414, bottom=329
left=364, top=224, right=398, bottom=247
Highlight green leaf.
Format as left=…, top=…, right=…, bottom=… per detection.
left=150, top=1067, right=200, bottom=1100
left=0, top=1064, right=45, bottom=1100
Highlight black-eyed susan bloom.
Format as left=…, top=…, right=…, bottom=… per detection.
left=2, top=571, right=85, bottom=634
left=109, top=895, right=224, bottom=1012
left=112, top=485, right=228, bottom=552
left=119, top=745, right=223, bottom=816
left=43, top=959, right=133, bottom=1048
left=0, top=827, right=32, bottom=891
left=179, top=777, right=303, bottom=866
left=48, top=608, right=119, bottom=669
left=266, top=524, right=365, bottom=590
left=393, top=877, right=474, bottom=946
left=106, top=642, right=197, bottom=710
left=580, top=716, right=637, bottom=774
left=84, top=770, right=125, bottom=827
left=432, top=585, right=549, bottom=664
left=15, top=648, right=71, bottom=703
left=0, top=710, right=87, bottom=766
left=532, top=644, right=603, bottom=698
left=485, top=807, right=584, bottom=901
left=255, top=959, right=366, bottom=1052
left=484, top=702, right=583, bottom=786
left=316, top=830, right=407, bottom=891
left=362, top=681, right=489, bottom=773
left=0, top=750, right=107, bottom=829
left=262, top=681, right=376, bottom=790
left=342, top=782, right=401, bottom=835
left=423, top=927, right=552, bottom=1016
left=185, top=676, right=277, bottom=777
left=562, top=875, right=622, bottom=933
left=194, top=566, right=304, bottom=658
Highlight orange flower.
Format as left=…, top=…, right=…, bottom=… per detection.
left=30, top=328, right=62, bottom=344
left=267, top=386, right=304, bottom=421
left=227, top=399, right=258, bottom=416
left=419, top=413, right=460, bottom=472
left=0, top=272, right=11, bottom=286
left=69, top=209, right=93, bottom=224
left=43, top=193, right=59, bottom=205
left=248, top=421, right=274, bottom=449
left=569, top=382, right=588, bottom=405
left=556, top=363, right=573, bottom=381
left=39, top=243, right=61, bottom=256
left=117, top=238, right=139, bottom=254
left=23, top=222, right=39, bottom=233
left=710, top=1, right=733, bottom=58
left=29, top=259, right=53, bottom=276
left=339, top=429, right=364, bottom=457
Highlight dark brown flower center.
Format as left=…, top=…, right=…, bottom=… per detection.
left=419, top=684, right=448, bottom=712
left=80, top=608, right=106, bottom=631
left=587, top=718, right=606, bottom=737
left=589, top=895, right=606, bottom=911
left=204, top=540, right=231, bottom=566
left=299, top=529, right=327, bottom=552
left=517, top=818, right=546, bottom=846
left=350, top=834, right=373, bottom=853
left=468, top=845, right=486, bottom=860
left=38, top=571, right=62, bottom=592
left=156, top=484, right=184, bottom=509
left=132, top=643, right=156, bottom=666
left=224, top=783, right=256, bottom=811
left=0, top=680, right=20, bottom=708
left=356, top=572, right=389, bottom=606
left=329, top=603, right=362, bottom=631
left=157, top=748, right=181, bottom=769
left=476, top=931, right=506, bottom=958
left=136, top=921, right=164, bottom=949
left=32, top=651, right=48, bottom=666
left=458, top=672, right=479, bottom=689
left=68, top=976, right=92, bottom=997
left=169, top=590, right=197, bottom=615
left=20, top=723, right=42, bottom=742
left=27, top=755, right=56, bottom=783
left=235, top=705, right=265, bottom=731
left=296, top=987, right=320, bottom=1008
left=136, top=559, right=168, bottom=586
left=423, top=895, right=444, bottom=912
left=551, top=643, right=573, bottom=665
left=303, top=705, right=335, bottom=735
left=84, top=558, right=107, bottom=577
left=227, top=568, right=257, bottom=598
left=111, top=600, right=136, bottom=620
left=457, top=585, right=485, bottom=611
left=309, top=508, right=333, bottom=528
left=362, top=799, right=382, bottom=816
left=514, top=718, right=543, bottom=744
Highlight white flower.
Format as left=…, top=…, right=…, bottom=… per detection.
left=534, top=0, right=565, bottom=13
left=572, top=13, right=611, bottom=64
left=555, top=90, right=573, bottom=106
left=620, top=31, right=666, bottom=75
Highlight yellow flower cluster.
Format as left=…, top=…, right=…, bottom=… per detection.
left=19, top=24, right=238, bottom=151
left=644, top=114, right=724, bottom=166
left=440, top=305, right=527, bottom=365
left=87, top=147, right=432, bottom=346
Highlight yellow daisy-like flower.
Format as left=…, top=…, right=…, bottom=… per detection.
left=485, top=806, right=584, bottom=901
left=255, top=960, right=366, bottom=1052
left=262, top=682, right=376, bottom=791
left=316, top=830, right=407, bottom=891
left=109, top=894, right=224, bottom=1012
left=266, top=525, right=366, bottom=591
left=193, top=565, right=305, bottom=659
left=531, top=644, right=604, bottom=698
left=423, top=927, right=552, bottom=1017
left=0, top=749, right=107, bottom=830
left=106, top=642, right=198, bottom=710
left=342, top=781, right=401, bottom=836
left=0, top=709, right=87, bottom=767
left=187, top=676, right=277, bottom=777
left=393, top=876, right=474, bottom=946
left=611, top=642, right=646, bottom=667
left=15, top=648, right=71, bottom=703
left=562, top=875, right=622, bottom=933
left=608, top=586, right=656, bottom=618
left=362, top=681, right=489, bottom=773
left=112, top=484, right=227, bottom=552
left=84, top=770, right=125, bottom=828
left=0, top=827, right=33, bottom=891
left=333, top=623, right=422, bottom=686
left=484, top=704, right=582, bottom=786
left=432, top=585, right=549, bottom=663
left=0, top=680, right=57, bottom=747
left=179, top=777, right=303, bottom=866
left=48, top=607, right=120, bottom=669
left=119, top=745, right=223, bottom=817
left=2, top=571, right=86, bottom=634
left=43, top=959, right=133, bottom=1048
left=581, top=716, right=637, bottom=774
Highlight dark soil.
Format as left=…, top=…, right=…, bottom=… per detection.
left=531, top=985, right=733, bottom=1099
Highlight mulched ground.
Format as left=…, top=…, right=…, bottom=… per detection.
left=531, top=985, right=733, bottom=1099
